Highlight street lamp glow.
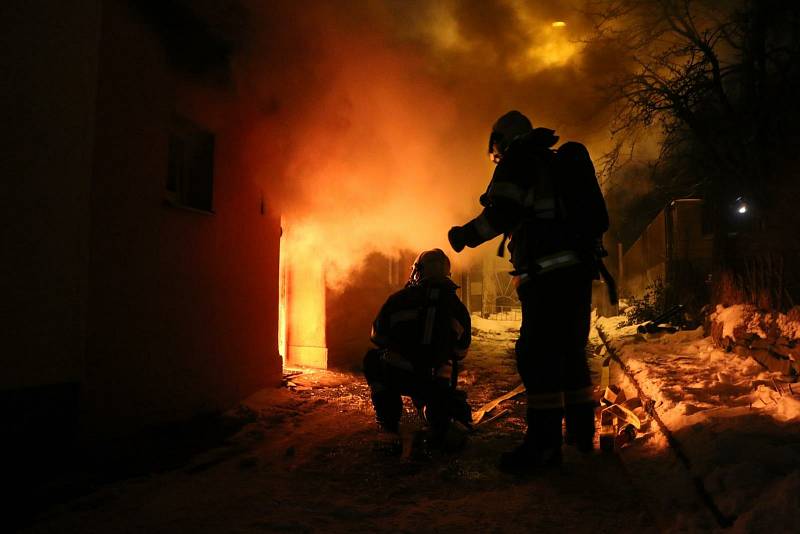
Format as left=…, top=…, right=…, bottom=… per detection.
left=734, top=196, right=749, bottom=216
left=552, top=21, right=567, bottom=28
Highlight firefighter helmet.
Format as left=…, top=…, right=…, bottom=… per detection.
left=488, top=110, right=533, bottom=163
left=409, top=248, right=451, bottom=285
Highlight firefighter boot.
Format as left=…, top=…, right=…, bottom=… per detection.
left=423, top=386, right=465, bottom=453
left=499, top=407, right=563, bottom=474
left=370, top=386, right=402, bottom=434
left=564, top=402, right=596, bottom=453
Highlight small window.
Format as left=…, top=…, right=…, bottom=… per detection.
left=166, top=115, right=215, bottom=213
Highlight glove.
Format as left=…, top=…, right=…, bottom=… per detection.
left=448, top=226, right=466, bottom=253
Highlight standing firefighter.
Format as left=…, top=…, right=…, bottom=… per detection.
left=448, top=110, right=611, bottom=472
left=363, top=249, right=471, bottom=449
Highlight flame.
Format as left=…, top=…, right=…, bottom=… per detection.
left=278, top=226, right=287, bottom=362
left=264, top=54, right=491, bottom=368
left=279, top=221, right=328, bottom=368
left=238, top=2, right=610, bottom=370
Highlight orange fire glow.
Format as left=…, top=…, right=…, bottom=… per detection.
left=279, top=221, right=328, bottom=369
left=239, top=2, right=612, bottom=370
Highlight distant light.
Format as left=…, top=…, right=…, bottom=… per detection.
left=552, top=21, right=567, bottom=28
left=734, top=196, right=750, bottom=216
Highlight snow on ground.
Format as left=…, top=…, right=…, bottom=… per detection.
left=21, top=315, right=799, bottom=533
left=23, top=316, right=656, bottom=534
left=470, top=313, right=519, bottom=337
left=711, top=303, right=800, bottom=341
left=712, top=304, right=757, bottom=339
left=597, top=316, right=800, bottom=532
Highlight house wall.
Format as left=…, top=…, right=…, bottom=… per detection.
left=591, top=234, right=620, bottom=317
left=670, top=199, right=713, bottom=263
left=81, top=0, right=282, bottom=437
left=466, top=263, right=484, bottom=315
left=621, top=200, right=713, bottom=306
left=621, top=210, right=667, bottom=299
left=667, top=199, right=713, bottom=308
left=0, top=0, right=100, bottom=393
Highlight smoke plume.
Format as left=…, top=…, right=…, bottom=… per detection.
left=234, top=0, right=630, bottom=285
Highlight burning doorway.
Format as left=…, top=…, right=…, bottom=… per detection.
left=278, top=221, right=328, bottom=369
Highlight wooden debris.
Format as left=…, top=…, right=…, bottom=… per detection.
left=601, top=356, right=611, bottom=389
left=602, top=385, right=625, bottom=405
left=772, top=377, right=783, bottom=396
left=283, top=371, right=304, bottom=379
left=602, top=403, right=642, bottom=431
left=622, top=397, right=643, bottom=411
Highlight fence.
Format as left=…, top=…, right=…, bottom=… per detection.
left=487, top=305, right=522, bottom=322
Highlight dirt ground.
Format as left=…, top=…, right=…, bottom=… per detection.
left=23, top=332, right=660, bottom=534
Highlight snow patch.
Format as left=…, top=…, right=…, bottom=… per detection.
left=711, top=303, right=800, bottom=341
left=598, top=317, right=800, bottom=531
left=711, top=304, right=754, bottom=339
left=470, top=314, right=520, bottom=334
left=777, top=311, right=800, bottom=339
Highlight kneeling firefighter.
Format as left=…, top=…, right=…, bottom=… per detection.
left=363, top=249, right=472, bottom=447
left=448, top=110, right=613, bottom=472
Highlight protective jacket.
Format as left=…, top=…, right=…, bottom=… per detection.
left=457, top=128, right=609, bottom=277
left=370, top=276, right=470, bottom=372
left=449, top=120, right=606, bottom=467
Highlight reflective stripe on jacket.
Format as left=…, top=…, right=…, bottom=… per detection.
left=370, top=277, right=471, bottom=370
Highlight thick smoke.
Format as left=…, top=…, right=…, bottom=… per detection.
left=234, top=0, right=629, bottom=285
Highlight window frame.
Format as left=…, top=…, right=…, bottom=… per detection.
left=165, top=114, right=216, bottom=215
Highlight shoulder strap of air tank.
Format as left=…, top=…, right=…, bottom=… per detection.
left=421, top=287, right=440, bottom=345
left=549, top=147, right=565, bottom=221
left=496, top=233, right=509, bottom=258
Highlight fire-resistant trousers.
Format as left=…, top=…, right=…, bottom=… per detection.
left=363, top=349, right=451, bottom=435
left=515, top=263, right=595, bottom=451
